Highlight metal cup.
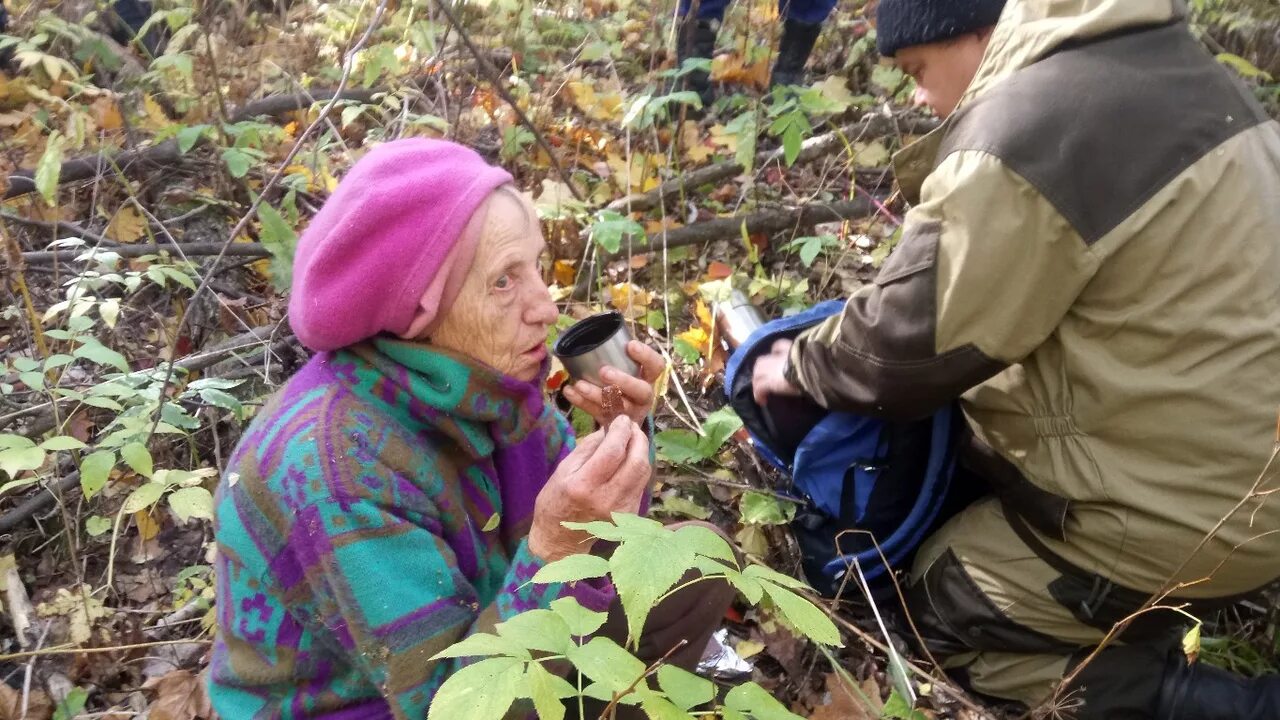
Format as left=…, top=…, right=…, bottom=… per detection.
left=553, top=311, right=639, bottom=387
left=714, top=290, right=768, bottom=350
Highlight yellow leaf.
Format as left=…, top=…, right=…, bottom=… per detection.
left=736, top=639, right=765, bottom=659
left=609, top=282, right=652, bottom=319
left=142, top=94, right=170, bottom=130
left=709, top=124, right=738, bottom=153
left=1182, top=622, right=1202, bottom=664
left=677, top=326, right=709, bottom=355
left=553, top=259, right=577, bottom=287
left=135, top=509, right=162, bottom=541
left=90, top=96, right=123, bottom=131
left=105, top=205, right=148, bottom=243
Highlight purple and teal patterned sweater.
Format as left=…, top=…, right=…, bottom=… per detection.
left=207, top=338, right=615, bottom=719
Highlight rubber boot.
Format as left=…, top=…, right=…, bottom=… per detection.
left=1157, top=652, right=1280, bottom=720
left=770, top=18, right=822, bottom=89
left=669, top=15, right=719, bottom=110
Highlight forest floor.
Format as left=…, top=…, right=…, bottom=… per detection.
left=1, top=0, right=1279, bottom=718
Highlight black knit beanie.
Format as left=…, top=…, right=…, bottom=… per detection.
left=875, top=0, right=1007, bottom=57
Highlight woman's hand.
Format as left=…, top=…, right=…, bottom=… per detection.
left=562, top=340, right=666, bottom=426
left=528, top=416, right=651, bottom=562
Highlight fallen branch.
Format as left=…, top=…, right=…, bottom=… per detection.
left=606, top=114, right=937, bottom=214
left=3, top=140, right=183, bottom=200
left=625, top=197, right=875, bottom=257
left=3, top=84, right=391, bottom=201
left=20, top=241, right=271, bottom=264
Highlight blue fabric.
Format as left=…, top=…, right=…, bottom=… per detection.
left=678, top=0, right=838, bottom=25
left=724, top=301, right=958, bottom=588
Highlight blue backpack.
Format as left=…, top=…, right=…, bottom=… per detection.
left=723, top=301, right=963, bottom=597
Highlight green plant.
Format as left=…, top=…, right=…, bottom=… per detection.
left=428, top=514, right=841, bottom=719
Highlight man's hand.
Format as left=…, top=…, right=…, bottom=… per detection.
left=527, top=415, right=651, bottom=562
left=752, top=339, right=803, bottom=406
left=563, top=340, right=666, bottom=426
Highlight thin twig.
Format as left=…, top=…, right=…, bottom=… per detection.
left=430, top=0, right=585, bottom=202
left=0, top=638, right=212, bottom=663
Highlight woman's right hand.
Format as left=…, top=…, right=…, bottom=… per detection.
left=527, top=415, right=651, bottom=562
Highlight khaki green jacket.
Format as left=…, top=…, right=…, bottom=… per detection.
left=788, top=0, right=1280, bottom=597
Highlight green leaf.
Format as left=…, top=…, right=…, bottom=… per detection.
left=560, top=520, right=628, bottom=542
left=657, top=665, right=714, bottom=710
left=1217, top=53, right=1272, bottom=81
left=495, top=609, right=572, bottom=655
left=672, top=523, right=737, bottom=566
left=658, top=495, right=711, bottom=520
left=724, top=568, right=764, bottom=604
left=428, top=656, right=523, bottom=720
left=724, top=682, right=803, bottom=720
left=565, top=637, right=647, bottom=694
left=609, top=526, right=695, bottom=643
left=122, top=481, right=167, bottom=514
left=701, top=407, right=744, bottom=449
left=642, top=696, right=698, bottom=720
left=73, top=338, right=129, bottom=372
left=257, top=202, right=297, bottom=291
left=43, top=353, right=75, bottom=370
left=550, top=597, right=608, bottom=637
left=721, top=709, right=748, bottom=720
left=222, top=147, right=254, bottom=178
left=739, top=491, right=796, bottom=526
left=53, top=686, right=89, bottom=720
left=881, top=689, right=928, bottom=720
left=654, top=429, right=710, bottom=464
left=761, top=583, right=841, bottom=646
left=176, top=124, right=210, bottom=153
left=742, top=563, right=810, bottom=591
left=0, top=435, right=35, bottom=450
left=526, top=661, right=571, bottom=720
left=481, top=512, right=501, bottom=532
left=120, top=442, right=153, bottom=478
left=0, top=446, right=46, bottom=478
left=18, top=371, right=45, bottom=391
left=590, top=212, right=646, bottom=255
left=782, top=122, right=802, bottom=166
left=431, top=632, right=530, bottom=661
left=79, top=450, right=115, bottom=499
left=200, top=387, right=244, bottom=416
left=672, top=338, right=701, bottom=364
left=85, top=515, right=112, bottom=537
left=36, top=131, right=65, bottom=207
left=532, top=553, right=611, bottom=584
left=41, top=435, right=87, bottom=451
left=168, top=486, right=214, bottom=523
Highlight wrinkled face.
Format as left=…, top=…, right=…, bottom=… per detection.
left=427, top=188, right=557, bottom=382
left=894, top=29, right=993, bottom=118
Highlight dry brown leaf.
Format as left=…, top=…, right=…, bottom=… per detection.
left=105, top=205, right=148, bottom=243
left=809, top=672, right=880, bottom=720
left=0, top=682, right=53, bottom=720
left=135, top=510, right=162, bottom=541
left=144, top=670, right=213, bottom=720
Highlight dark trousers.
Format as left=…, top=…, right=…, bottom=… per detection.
left=678, top=0, right=837, bottom=26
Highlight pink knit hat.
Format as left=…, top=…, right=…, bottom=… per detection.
left=288, top=138, right=513, bottom=351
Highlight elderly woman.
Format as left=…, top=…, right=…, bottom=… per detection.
left=207, top=139, right=733, bottom=718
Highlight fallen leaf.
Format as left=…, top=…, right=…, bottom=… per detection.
left=736, top=639, right=765, bottom=659
left=143, top=670, right=213, bottom=720
left=553, top=259, right=577, bottom=286
left=706, top=261, right=734, bottom=280
left=90, top=96, right=123, bottom=131
left=711, top=53, right=771, bottom=90
left=135, top=509, right=162, bottom=540
left=36, top=585, right=108, bottom=645
left=0, top=682, right=52, bottom=720
left=808, top=672, right=880, bottom=720
left=105, top=205, right=148, bottom=243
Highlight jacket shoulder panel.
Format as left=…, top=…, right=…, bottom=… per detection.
left=938, top=21, right=1269, bottom=245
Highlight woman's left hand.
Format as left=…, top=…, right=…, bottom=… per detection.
left=563, top=340, right=666, bottom=426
